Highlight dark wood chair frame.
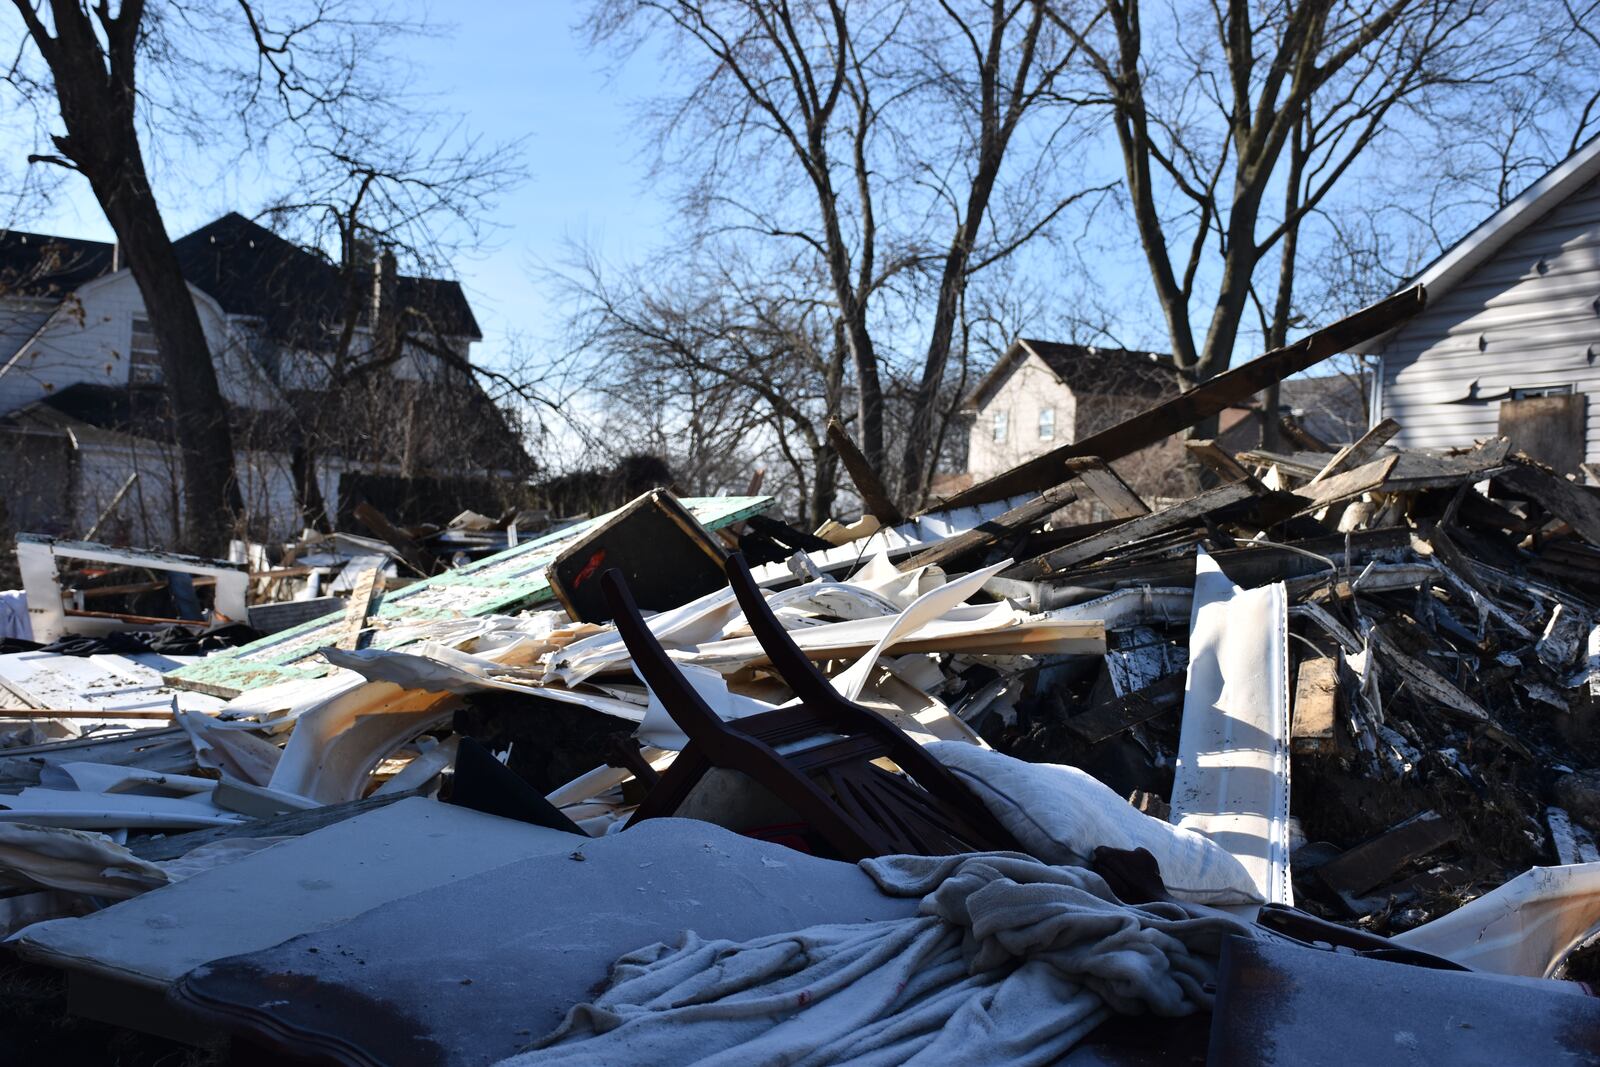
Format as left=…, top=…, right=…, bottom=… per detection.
left=600, top=553, right=1022, bottom=861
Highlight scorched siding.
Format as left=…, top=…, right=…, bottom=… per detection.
left=1378, top=173, right=1600, bottom=462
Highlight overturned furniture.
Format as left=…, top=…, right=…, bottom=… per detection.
left=604, top=555, right=1022, bottom=859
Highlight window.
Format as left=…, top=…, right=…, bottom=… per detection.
left=1511, top=384, right=1573, bottom=399
left=129, top=317, right=163, bottom=385
left=1038, top=407, right=1055, bottom=440
left=992, top=411, right=1008, bottom=443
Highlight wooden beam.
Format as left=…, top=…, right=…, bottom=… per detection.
left=1185, top=439, right=1254, bottom=483
left=354, top=502, right=439, bottom=578
left=0, top=708, right=175, bottom=720
left=897, top=481, right=1079, bottom=572
left=1072, top=464, right=1149, bottom=518
left=1291, top=655, right=1341, bottom=755
left=826, top=417, right=905, bottom=526
left=929, top=287, right=1426, bottom=510
left=1497, top=461, right=1600, bottom=547
left=1006, top=480, right=1258, bottom=579
left=1315, top=811, right=1460, bottom=898
left=1065, top=672, right=1186, bottom=745
left=335, top=564, right=382, bottom=651
left=1279, top=414, right=1334, bottom=452
left=1305, top=418, right=1401, bottom=486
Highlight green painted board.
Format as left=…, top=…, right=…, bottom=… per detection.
left=166, top=495, right=773, bottom=697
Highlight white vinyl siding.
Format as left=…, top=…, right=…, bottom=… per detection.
left=1377, top=173, right=1600, bottom=462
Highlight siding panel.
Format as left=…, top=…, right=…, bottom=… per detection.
left=1381, top=174, right=1600, bottom=463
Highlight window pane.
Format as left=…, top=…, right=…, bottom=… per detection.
left=992, top=411, right=1008, bottom=442
left=1038, top=408, right=1055, bottom=440
left=1511, top=385, right=1573, bottom=399
left=130, top=316, right=163, bottom=384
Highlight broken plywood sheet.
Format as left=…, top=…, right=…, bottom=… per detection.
left=0, top=650, right=224, bottom=715
left=10, top=797, right=578, bottom=990
left=166, top=496, right=774, bottom=698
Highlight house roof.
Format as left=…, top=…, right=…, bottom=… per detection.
left=965, top=338, right=1181, bottom=411
left=0, top=230, right=115, bottom=299
left=1280, top=373, right=1369, bottom=444
left=1350, top=132, right=1600, bottom=354
left=172, top=213, right=481, bottom=343
left=1, top=213, right=480, bottom=342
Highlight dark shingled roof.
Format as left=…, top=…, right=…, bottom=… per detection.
left=172, top=213, right=481, bottom=342
left=1, top=214, right=479, bottom=342
left=0, top=230, right=114, bottom=298
left=966, top=338, right=1182, bottom=411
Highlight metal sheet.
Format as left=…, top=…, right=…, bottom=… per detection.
left=1169, top=548, right=1292, bottom=908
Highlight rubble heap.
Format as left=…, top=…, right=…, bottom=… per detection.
left=0, top=287, right=1596, bottom=1064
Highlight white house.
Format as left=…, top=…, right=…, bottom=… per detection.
left=962, top=339, right=1182, bottom=482
left=0, top=214, right=525, bottom=545
left=1355, top=134, right=1600, bottom=475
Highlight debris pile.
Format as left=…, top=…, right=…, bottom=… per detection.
left=0, top=287, right=1596, bottom=1063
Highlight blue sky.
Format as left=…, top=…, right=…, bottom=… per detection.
left=3, top=3, right=672, bottom=371
left=5, top=1, right=1573, bottom=394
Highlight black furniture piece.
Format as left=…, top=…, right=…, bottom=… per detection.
left=600, top=553, right=1022, bottom=861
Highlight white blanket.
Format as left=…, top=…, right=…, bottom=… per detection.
left=506, top=853, right=1254, bottom=1066
left=925, top=741, right=1262, bottom=906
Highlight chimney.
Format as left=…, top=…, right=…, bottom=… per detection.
left=372, top=245, right=400, bottom=358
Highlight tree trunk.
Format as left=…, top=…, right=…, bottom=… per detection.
left=290, top=442, right=332, bottom=533
left=92, top=169, right=243, bottom=552
left=809, top=446, right=838, bottom=531
left=27, top=2, right=241, bottom=554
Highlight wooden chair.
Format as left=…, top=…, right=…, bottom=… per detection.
left=601, top=554, right=1022, bottom=861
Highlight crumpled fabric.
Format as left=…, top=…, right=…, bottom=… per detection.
left=925, top=741, right=1262, bottom=906
left=503, top=852, right=1254, bottom=1066
left=37, top=623, right=260, bottom=657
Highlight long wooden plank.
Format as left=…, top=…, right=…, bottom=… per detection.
left=1006, top=480, right=1258, bottom=579
left=1305, top=418, right=1401, bottom=486
left=1185, top=439, right=1255, bottom=483
left=827, top=417, right=905, bottom=526
left=335, top=565, right=382, bottom=651
left=1498, top=462, right=1600, bottom=546
left=1065, top=672, right=1186, bottom=744
left=1073, top=464, right=1149, bottom=517
left=354, top=502, right=439, bottom=578
left=930, top=287, right=1426, bottom=510
left=1301, top=439, right=1513, bottom=509
left=1291, top=656, right=1341, bottom=755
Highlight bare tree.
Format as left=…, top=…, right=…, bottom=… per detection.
left=1045, top=0, right=1572, bottom=435
left=4, top=2, right=529, bottom=549
left=585, top=0, right=1109, bottom=507
left=7, top=1, right=243, bottom=552
left=562, top=245, right=846, bottom=525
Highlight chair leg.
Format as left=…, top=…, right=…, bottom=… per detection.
left=625, top=745, right=711, bottom=828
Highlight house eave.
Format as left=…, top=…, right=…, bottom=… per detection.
left=1350, top=132, right=1600, bottom=355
